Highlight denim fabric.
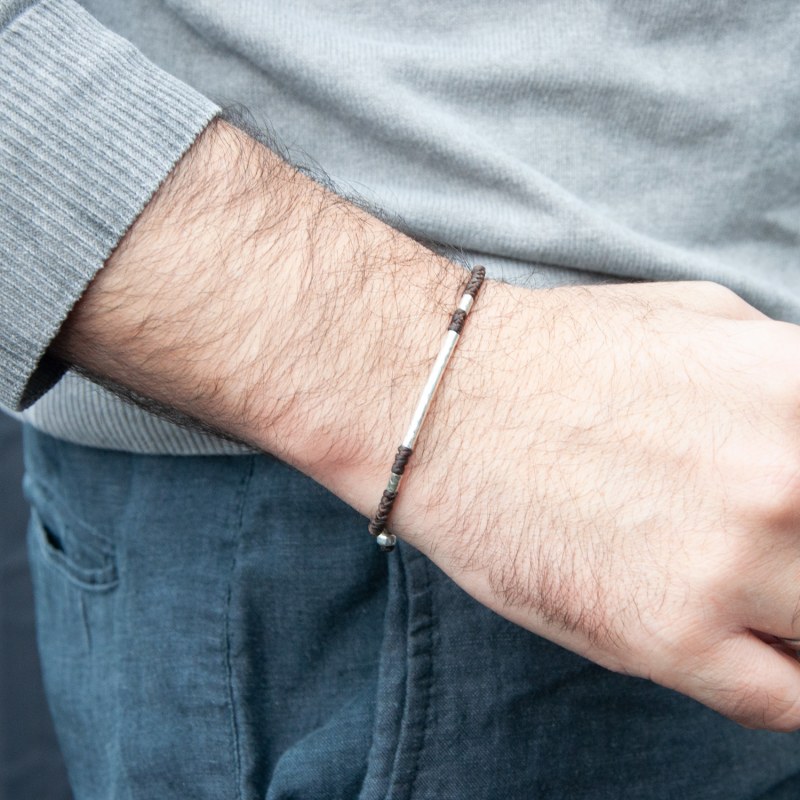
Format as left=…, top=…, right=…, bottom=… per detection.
left=22, top=426, right=800, bottom=799
left=0, top=414, right=71, bottom=799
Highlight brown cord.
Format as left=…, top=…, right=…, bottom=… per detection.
left=392, top=445, right=413, bottom=475
left=367, top=445, right=412, bottom=540
left=464, top=265, right=486, bottom=297
left=368, top=490, right=398, bottom=538
left=448, top=308, right=467, bottom=334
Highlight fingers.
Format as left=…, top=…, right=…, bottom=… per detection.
left=676, top=633, right=800, bottom=731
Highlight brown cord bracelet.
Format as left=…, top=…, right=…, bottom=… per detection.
left=368, top=265, right=486, bottom=552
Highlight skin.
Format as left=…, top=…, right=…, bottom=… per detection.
left=54, top=118, right=800, bottom=732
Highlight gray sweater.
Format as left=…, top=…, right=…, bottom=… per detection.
left=2, top=0, right=799, bottom=454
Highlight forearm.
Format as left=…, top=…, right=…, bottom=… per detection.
left=52, top=118, right=514, bottom=527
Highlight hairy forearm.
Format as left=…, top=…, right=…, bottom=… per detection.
left=52, top=119, right=514, bottom=525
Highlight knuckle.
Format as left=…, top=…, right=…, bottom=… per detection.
left=693, top=281, right=752, bottom=316
left=746, top=456, right=800, bottom=528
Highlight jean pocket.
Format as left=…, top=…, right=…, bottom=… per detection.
left=24, top=477, right=118, bottom=592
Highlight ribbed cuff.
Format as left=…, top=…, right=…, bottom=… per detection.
left=0, top=0, right=220, bottom=410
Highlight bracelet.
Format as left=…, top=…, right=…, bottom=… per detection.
left=367, top=265, right=486, bottom=552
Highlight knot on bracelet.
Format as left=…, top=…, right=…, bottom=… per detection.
left=448, top=308, right=467, bottom=334
left=392, top=445, right=412, bottom=475
left=368, top=489, right=398, bottom=537
left=368, top=446, right=413, bottom=538
left=464, top=265, right=486, bottom=298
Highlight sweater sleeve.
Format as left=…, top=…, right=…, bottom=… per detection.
left=0, top=0, right=220, bottom=411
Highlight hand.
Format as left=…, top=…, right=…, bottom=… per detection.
left=53, top=119, right=800, bottom=731
left=389, top=278, right=800, bottom=731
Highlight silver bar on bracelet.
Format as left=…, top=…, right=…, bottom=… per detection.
left=368, top=266, right=486, bottom=552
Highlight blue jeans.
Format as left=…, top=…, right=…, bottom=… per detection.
left=22, top=426, right=800, bottom=799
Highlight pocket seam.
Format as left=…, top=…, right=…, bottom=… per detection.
left=30, top=506, right=119, bottom=592
left=24, top=475, right=115, bottom=551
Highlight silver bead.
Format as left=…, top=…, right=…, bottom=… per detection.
left=376, top=532, right=396, bottom=550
